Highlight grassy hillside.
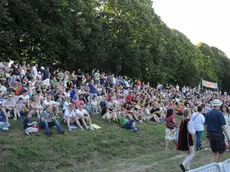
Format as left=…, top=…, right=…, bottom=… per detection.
left=0, top=116, right=229, bottom=172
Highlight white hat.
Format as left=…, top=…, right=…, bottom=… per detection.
left=212, top=99, right=222, bottom=107
left=41, top=66, right=45, bottom=70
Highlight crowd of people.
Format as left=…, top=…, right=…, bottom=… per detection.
left=0, top=61, right=230, bottom=171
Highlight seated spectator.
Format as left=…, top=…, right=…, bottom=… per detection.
left=74, top=96, right=84, bottom=109
left=15, top=97, right=26, bottom=120
left=63, top=103, right=83, bottom=131
left=63, top=96, right=71, bottom=113
left=0, top=102, right=10, bottom=130
left=5, top=94, right=17, bottom=120
left=12, top=81, right=22, bottom=96
left=119, top=116, right=138, bottom=132
left=19, top=90, right=30, bottom=107
left=39, top=105, right=65, bottom=136
left=0, top=82, right=7, bottom=95
left=42, top=95, right=60, bottom=115
left=30, top=94, right=43, bottom=118
left=91, top=96, right=100, bottom=115
left=23, top=111, right=39, bottom=136
left=75, top=104, right=94, bottom=130
left=85, top=102, right=91, bottom=113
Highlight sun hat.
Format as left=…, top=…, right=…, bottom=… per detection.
left=212, top=99, right=222, bottom=107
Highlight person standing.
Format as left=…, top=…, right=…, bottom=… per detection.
left=177, top=109, right=196, bottom=172
left=205, top=99, right=230, bottom=162
left=191, top=106, right=205, bottom=151
left=221, top=105, right=230, bottom=150
left=41, top=66, right=50, bottom=87
left=165, top=109, right=177, bottom=151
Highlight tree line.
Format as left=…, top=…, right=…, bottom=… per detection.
left=1, top=0, right=230, bottom=91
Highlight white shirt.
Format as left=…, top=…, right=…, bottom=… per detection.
left=0, top=85, right=7, bottom=94
left=42, top=100, right=60, bottom=108
left=75, top=109, right=88, bottom=119
left=19, top=95, right=30, bottom=103
left=91, top=100, right=97, bottom=106
left=32, top=66, right=37, bottom=77
left=191, top=113, right=205, bottom=131
left=64, top=108, right=76, bottom=120
left=188, top=120, right=196, bottom=135
left=63, top=101, right=71, bottom=111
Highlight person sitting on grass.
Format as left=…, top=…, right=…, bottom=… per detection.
left=24, top=111, right=39, bottom=136
left=16, top=97, right=27, bottom=119
left=0, top=104, right=10, bottom=130
left=39, top=105, right=65, bottom=136
left=64, top=103, right=83, bottom=131
left=5, top=94, right=18, bottom=120
left=119, top=115, right=139, bottom=132
left=75, top=104, right=94, bottom=131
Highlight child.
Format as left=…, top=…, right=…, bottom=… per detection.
left=23, top=112, right=39, bottom=136
left=177, top=108, right=196, bottom=172
left=16, top=97, right=27, bottom=120
left=85, top=102, right=91, bottom=114
left=91, top=96, right=99, bottom=115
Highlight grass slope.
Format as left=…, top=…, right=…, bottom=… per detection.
left=0, top=116, right=229, bottom=172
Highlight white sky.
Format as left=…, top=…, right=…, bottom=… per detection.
left=153, top=0, right=230, bottom=57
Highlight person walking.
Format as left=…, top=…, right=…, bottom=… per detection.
left=191, top=106, right=205, bottom=151
left=177, top=108, right=196, bottom=172
left=205, top=99, right=230, bottom=162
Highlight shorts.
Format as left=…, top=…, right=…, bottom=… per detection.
left=208, top=132, right=226, bottom=154
left=25, top=127, right=39, bottom=133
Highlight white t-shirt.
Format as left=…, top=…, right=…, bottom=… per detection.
left=5, top=99, right=16, bottom=110
left=63, top=101, right=71, bottom=111
left=188, top=120, right=196, bottom=135
left=91, top=100, right=97, bottom=106
left=64, top=108, right=76, bottom=120
left=42, top=100, right=60, bottom=108
left=32, top=66, right=37, bottom=77
left=19, top=95, right=30, bottom=103
left=75, top=109, right=88, bottom=119
left=0, top=85, right=7, bottom=94
left=191, top=113, right=205, bottom=131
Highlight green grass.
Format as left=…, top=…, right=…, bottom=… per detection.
left=0, top=116, right=229, bottom=172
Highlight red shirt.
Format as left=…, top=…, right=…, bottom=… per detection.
left=126, top=95, right=133, bottom=102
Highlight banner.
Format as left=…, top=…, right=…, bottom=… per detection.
left=202, top=80, right=218, bottom=89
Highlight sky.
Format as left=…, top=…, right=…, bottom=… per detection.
left=153, top=0, right=230, bottom=57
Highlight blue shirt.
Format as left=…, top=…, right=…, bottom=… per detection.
left=24, top=117, right=32, bottom=129
left=205, top=109, right=226, bottom=133
left=0, top=110, right=6, bottom=122
left=41, top=70, right=49, bottom=80
left=40, top=111, right=55, bottom=122
left=70, top=90, right=76, bottom=99
left=88, top=83, right=97, bottom=94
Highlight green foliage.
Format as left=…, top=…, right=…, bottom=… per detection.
left=1, top=0, right=230, bottom=91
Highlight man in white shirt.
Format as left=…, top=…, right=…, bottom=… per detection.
left=75, top=104, right=94, bottom=130
left=191, top=106, right=205, bottom=151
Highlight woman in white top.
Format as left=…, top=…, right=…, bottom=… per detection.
left=222, top=105, right=230, bottom=149
left=64, top=104, right=83, bottom=131
left=191, top=106, right=205, bottom=151
left=75, top=104, right=94, bottom=130
left=30, top=94, right=43, bottom=118
left=63, top=96, right=71, bottom=113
